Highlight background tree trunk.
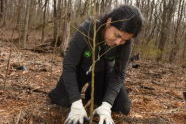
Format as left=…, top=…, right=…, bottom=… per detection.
left=41, top=0, right=48, bottom=43
left=21, top=0, right=31, bottom=48
left=0, top=0, right=3, bottom=19
left=156, top=0, right=177, bottom=61
left=53, top=0, right=57, bottom=43
left=0, top=0, right=6, bottom=27
left=169, top=0, right=185, bottom=63
left=61, top=0, right=72, bottom=54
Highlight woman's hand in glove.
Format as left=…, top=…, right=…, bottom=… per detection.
left=93, top=102, right=115, bottom=124
left=64, top=99, right=88, bottom=124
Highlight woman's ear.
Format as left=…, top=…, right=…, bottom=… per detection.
left=106, top=18, right=112, bottom=27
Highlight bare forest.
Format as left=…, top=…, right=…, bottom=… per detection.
left=0, top=0, right=186, bottom=124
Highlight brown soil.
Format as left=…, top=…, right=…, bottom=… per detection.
left=0, top=40, right=185, bottom=124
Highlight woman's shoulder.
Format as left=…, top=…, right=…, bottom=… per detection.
left=79, top=19, right=93, bottom=32
left=79, top=18, right=101, bottom=33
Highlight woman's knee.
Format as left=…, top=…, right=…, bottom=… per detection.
left=112, top=99, right=131, bottom=115
left=112, top=86, right=131, bottom=115
left=120, top=100, right=131, bottom=115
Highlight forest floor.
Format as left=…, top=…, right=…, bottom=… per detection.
left=0, top=40, right=185, bottom=124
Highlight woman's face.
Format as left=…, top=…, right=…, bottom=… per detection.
left=103, top=18, right=134, bottom=47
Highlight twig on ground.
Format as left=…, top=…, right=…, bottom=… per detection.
left=15, top=110, right=22, bottom=124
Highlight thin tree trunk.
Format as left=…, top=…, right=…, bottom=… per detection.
left=53, top=0, right=57, bottom=42
left=0, top=0, right=3, bottom=19
left=36, top=0, right=42, bottom=24
left=41, top=0, right=48, bottom=43
left=182, top=34, right=186, bottom=60
left=82, top=0, right=90, bottom=16
left=22, top=0, right=31, bottom=48
left=16, top=0, right=22, bottom=29
left=56, top=0, right=62, bottom=46
left=61, top=0, right=72, bottom=53
left=157, top=0, right=176, bottom=61
left=90, top=2, right=96, bottom=124
left=169, top=0, right=184, bottom=62
left=0, top=0, right=6, bottom=27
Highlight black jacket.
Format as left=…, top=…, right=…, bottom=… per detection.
left=62, top=19, right=131, bottom=105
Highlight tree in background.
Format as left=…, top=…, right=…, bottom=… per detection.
left=0, top=0, right=186, bottom=63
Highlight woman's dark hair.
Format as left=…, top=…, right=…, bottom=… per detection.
left=99, top=5, right=144, bottom=37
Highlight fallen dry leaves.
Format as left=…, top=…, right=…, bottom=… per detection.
left=0, top=41, right=185, bottom=124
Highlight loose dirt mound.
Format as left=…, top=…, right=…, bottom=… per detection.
left=0, top=41, right=185, bottom=124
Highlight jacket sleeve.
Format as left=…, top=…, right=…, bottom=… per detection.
left=62, top=22, right=89, bottom=104
left=103, top=41, right=132, bottom=105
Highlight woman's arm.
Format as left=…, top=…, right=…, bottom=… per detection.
left=103, top=41, right=132, bottom=105
left=62, top=21, right=90, bottom=104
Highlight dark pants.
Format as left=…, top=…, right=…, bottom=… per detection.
left=48, top=72, right=131, bottom=115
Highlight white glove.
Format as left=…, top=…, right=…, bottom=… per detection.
left=93, top=102, right=115, bottom=124
left=64, top=99, right=88, bottom=124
